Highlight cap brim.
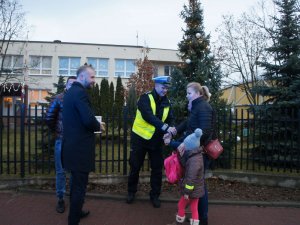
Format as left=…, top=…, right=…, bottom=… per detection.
left=162, top=83, right=170, bottom=87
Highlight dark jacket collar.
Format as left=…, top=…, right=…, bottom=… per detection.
left=151, top=88, right=160, bottom=101
left=191, top=97, right=205, bottom=108
left=73, top=81, right=85, bottom=89
left=151, top=89, right=170, bottom=106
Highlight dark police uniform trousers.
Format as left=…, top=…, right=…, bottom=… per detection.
left=128, top=131, right=164, bottom=199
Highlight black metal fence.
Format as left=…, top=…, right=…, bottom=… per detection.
left=0, top=104, right=299, bottom=177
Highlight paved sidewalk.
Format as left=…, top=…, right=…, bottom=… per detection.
left=0, top=191, right=300, bottom=225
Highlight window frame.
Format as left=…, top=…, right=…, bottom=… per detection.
left=29, top=56, right=52, bottom=76
left=114, top=59, right=135, bottom=78
left=87, top=57, right=109, bottom=77
left=1, top=55, right=24, bottom=74
left=58, top=57, right=81, bottom=76
left=164, top=65, right=175, bottom=76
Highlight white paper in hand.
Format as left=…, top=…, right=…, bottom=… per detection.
left=95, top=116, right=102, bottom=133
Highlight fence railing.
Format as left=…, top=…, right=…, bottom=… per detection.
left=0, top=104, right=299, bottom=177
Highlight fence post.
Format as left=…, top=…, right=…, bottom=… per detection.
left=123, top=106, right=128, bottom=175
left=298, top=109, right=300, bottom=173
left=0, top=102, right=2, bottom=174
left=20, top=103, right=25, bottom=178
left=228, top=108, right=232, bottom=169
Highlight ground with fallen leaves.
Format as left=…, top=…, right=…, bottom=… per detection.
left=34, top=177, right=300, bottom=202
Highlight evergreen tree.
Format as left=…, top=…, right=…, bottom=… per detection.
left=257, top=0, right=300, bottom=106
left=209, top=62, right=224, bottom=108
left=109, top=81, right=114, bottom=115
left=100, top=78, right=109, bottom=116
left=253, top=0, right=300, bottom=170
left=178, top=0, right=212, bottom=84
left=115, top=76, right=125, bottom=114
left=169, top=68, right=188, bottom=120
left=45, top=76, right=65, bottom=102
left=172, top=0, right=223, bottom=108
left=126, top=55, right=154, bottom=97
left=87, top=83, right=101, bottom=115
left=127, top=84, right=137, bottom=118
left=96, top=83, right=101, bottom=115
left=54, top=76, right=66, bottom=95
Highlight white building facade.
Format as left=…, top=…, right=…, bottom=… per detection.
left=1, top=40, right=181, bottom=112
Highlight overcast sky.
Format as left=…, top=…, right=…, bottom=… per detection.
left=22, top=0, right=258, bottom=49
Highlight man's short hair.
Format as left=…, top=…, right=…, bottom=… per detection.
left=76, top=64, right=94, bottom=77
left=67, top=76, right=77, bottom=82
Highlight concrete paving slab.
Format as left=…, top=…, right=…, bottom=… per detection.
left=0, top=191, right=300, bottom=225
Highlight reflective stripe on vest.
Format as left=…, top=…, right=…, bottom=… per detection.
left=185, top=184, right=194, bottom=190
left=132, top=93, right=170, bottom=140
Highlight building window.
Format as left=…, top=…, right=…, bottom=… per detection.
left=3, top=97, right=13, bottom=107
left=1, top=55, right=23, bottom=73
left=29, top=56, right=52, bottom=75
left=87, top=58, right=108, bottom=77
left=59, top=57, right=81, bottom=76
left=115, top=59, right=135, bottom=78
left=153, top=64, right=159, bottom=76
left=164, top=65, right=175, bottom=76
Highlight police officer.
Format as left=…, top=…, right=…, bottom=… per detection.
left=127, top=75, right=176, bottom=208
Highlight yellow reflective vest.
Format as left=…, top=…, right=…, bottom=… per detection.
left=132, top=93, right=170, bottom=140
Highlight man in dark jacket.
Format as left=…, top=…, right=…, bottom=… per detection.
left=62, top=65, right=105, bottom=225
left=45, top=76, right=76, bottom=213
left=127, top=75, right=176, bottom=208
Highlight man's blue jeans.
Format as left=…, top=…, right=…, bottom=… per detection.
left=55, top=139, right=66, bottom=199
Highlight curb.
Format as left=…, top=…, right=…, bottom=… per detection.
left=17, top=188, right=300, bottom=208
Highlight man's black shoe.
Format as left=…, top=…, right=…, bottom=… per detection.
left=56, top=199, right=65, bottom=213
left=80, top=210, right=90, bottom=219
left=151, top=197, right=161, bottom=208
left=126, top=193, right=135, bottom=204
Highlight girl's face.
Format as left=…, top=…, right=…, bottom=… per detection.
left=186, top=87, right=201, bottom=102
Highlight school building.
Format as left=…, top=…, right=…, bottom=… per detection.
left=0, top=40, right=181, bottom=115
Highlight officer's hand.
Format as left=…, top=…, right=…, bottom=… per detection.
left=184, top=194, right=189, bottom=200
left=167, top=126, right=177, bottom=136
left=163, top=133, right=171, bottom=145
left=163, top=133, right=171, bottom=139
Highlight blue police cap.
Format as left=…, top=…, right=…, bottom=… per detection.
left=153, top=76, right=171, bottom=86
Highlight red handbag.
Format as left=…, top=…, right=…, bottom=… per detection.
left=204, top=139, right=223, bottom=159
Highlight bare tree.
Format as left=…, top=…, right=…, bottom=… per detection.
left=0, top=0, right=26, bottom=88
left=214, top=1, right=275, bottom=105
left=247, top=0, right=277, bottom=42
